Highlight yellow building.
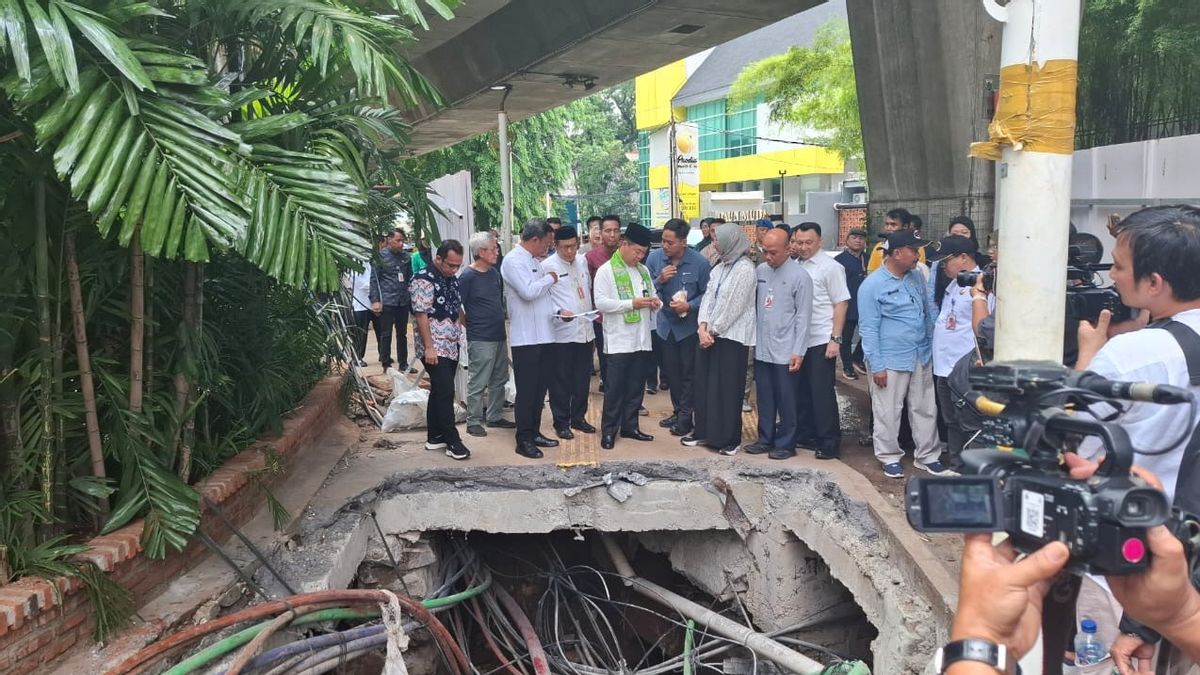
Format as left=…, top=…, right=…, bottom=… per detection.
left=634, top=6, right=848, bottom=228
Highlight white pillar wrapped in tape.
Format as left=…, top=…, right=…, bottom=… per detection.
left=972, top=0, right=1082, bottom=362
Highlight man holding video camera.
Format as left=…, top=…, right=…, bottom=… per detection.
left=1070, top=205, right=1200, bottom=674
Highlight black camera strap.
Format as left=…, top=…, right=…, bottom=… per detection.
left=1151, top=319, right=1200, bottom=386
left=1150, top=319, right=1200, bottom=517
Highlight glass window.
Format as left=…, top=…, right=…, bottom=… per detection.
left=638, top=131, right=650, bottom=224
left=725, top=98, right=757, bottom=158
left=686, top=100, right=727, bottom=160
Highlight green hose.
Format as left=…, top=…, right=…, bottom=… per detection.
left=164, top=576, right=492, bottom=675
left=683, top=619, right=695, bottom=675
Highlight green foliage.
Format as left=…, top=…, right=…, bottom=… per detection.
left=407, top=82, right=639, bottom=231
left=729, top=18, right=860, bottom=168
left=0, top=0, right=452, bottom=291
left=1076, top=0, right=1200, bottom=147
left=0, top=0, right=454, bottom=627
left=561, top=82, right=639, bottom=222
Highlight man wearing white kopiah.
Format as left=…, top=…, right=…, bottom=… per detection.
left=593, top=223, right=661, bottom=450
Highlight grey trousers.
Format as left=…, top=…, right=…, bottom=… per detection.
left=466, top=339, right=510, bottom=426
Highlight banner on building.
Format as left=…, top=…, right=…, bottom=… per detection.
left=675, top=122, right=700, bottom=222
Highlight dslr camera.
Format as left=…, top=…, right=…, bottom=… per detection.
left=905, top=360, right=1198, bottom=575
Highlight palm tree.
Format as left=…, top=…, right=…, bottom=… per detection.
left=0, top=0, right=456, bottom=569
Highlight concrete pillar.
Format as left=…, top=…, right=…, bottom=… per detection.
left=975, top=0, right=1081, bottom=361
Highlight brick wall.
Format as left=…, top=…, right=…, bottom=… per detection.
left=0, top=375, right=346, bottom=675
left=837, top=205, right=868, bottom=247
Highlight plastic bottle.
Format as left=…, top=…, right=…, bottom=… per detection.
left=1074, top=618, right=1106, bottom=665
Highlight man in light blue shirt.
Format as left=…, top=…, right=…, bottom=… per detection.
left=646, top=218, right=710, bottom=436
left=857, top=230, right=952, bottom=478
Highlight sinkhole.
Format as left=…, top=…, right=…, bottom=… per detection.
left=257, top=460, right=953, bottom=674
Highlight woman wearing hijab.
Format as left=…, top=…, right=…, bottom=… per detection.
left=683, top=224, right=758, bottom=455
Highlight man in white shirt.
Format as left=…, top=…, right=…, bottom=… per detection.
left=500, top=219, right=561, bottom=459
left=593, top=223, right=661, bottom=449
left=791, top=223, right=852, bottom=459
left=344, top=261, right=373, bottom=366
left=542, top=226, right=598, bottom=440
left=1072, top=205, right=1200, bottom=673
left=930, top=236, right=989, bottom=463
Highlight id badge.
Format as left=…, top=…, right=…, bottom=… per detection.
left=577, top=285, right=585, bottom=300
left=398, top=271, right=405, bottom=283
left=946, top=314, right=957, bottom=330
left=764, top=293, right=774, bottom=309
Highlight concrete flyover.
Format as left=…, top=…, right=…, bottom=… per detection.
left=400, top=0, right=823, bottom=155
left=846, top=0, right=1001, bottom=235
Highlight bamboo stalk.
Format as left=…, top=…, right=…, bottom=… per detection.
left=174, top=263, right=199, bottom=482
left=129, top=228, right=145, bottom=413
left=0, top=545, right=9, bottom=585
left=65, top=234, right=109, bottom=515
left=34, top=180, right=56, bottom=520
left=144, top=258, right=154, bottom=397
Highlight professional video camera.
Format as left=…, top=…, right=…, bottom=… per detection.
left=1065, top=231, right=1135, bottom=324
left=905, top=360, right=1199, bottom=576
left=955, top=231, right=1131, bottom=326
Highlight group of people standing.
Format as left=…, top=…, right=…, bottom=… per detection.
left=344, top=207, right=994, bottom=478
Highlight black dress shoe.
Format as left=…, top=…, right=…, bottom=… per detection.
left=600, top=434, right=615, bottom=449
left=555, top=427, right=575, bottom=440
left=533, top=434, right=559, bottom=448
left=515, top=443, right=544, bottom=459
left=571, top=420, right=596, bottom=433
left=620, top=430, right=654, bottom=442
left=486, top=419, right=516, bottom=429
left=658, top=414, right=678, bottom=429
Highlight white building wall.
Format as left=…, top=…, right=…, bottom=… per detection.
left=1069, top=133, right=1200, bottom=260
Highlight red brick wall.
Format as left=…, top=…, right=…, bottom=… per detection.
left=0, top=375, right=346, bottom=675
left=837, top=205, right=868, bottom=247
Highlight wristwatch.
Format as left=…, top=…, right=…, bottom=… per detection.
left=934, top=639, right=1019, bottom=674
left=831, top=335, right=844, bottom=345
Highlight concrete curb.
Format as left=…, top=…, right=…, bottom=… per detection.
left=0, top=374, right=346, bottom=675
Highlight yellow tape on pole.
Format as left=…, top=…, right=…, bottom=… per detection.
left=969, top=59, right=1078, bottom=160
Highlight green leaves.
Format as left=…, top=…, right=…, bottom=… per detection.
left=23, top=0, right=79, bottom=92
left=56, top=0, right=153, bottom=91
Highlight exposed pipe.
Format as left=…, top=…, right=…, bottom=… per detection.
left=497, top=84, right=514, bottom=253
left=491, top=583, right=551, bottom=675
left=599, top=534, right=826, bottom=675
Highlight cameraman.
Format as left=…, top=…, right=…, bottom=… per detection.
left=1073, top=205, right=1200, bottom=673
left=944, top=517, right=1200, bottom=674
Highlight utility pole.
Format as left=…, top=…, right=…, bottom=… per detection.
left=668, top=117, right=679, bottom=220
left=973, top=0, right=1082, bottom=362
left=493, top=84, right=514, bottom=252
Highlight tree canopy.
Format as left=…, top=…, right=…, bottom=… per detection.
left=728, top=19, right=860, bottom=169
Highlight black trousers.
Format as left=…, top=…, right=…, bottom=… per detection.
left=594, top=327, right=608, bottom=385
left=936, top=376, right=972, bottom=459
left=660, top=333, right=698, bottom=427
left=353, top=310, right=373, bottom=360
left=693, top=338, right=748, bottom=449
left=646, top=333, right=667, bottom=389
left=549, top=341, right=592, bottom=429
left=795, top=343, right=841, bottom=454
left=426, top=357, right=461, bottom=445
left=601, top=351, right=649, bottom=436
left=512, top=344, right=551, bottom=444
left=840, top=319, right=864, bottom=371
left=376, top=304, right=410, bottom=369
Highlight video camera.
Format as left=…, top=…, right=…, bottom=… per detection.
left=955, top=231, right=1132, bottom=326
left=905, top=360, right=1198, bottom=575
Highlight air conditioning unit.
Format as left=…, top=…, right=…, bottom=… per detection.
left=851, top=192, right=868, bottom=204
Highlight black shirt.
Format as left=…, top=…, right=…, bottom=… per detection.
left=458, top=265, right=506, bottom=342
left=834, top=249, right=868, bottom=321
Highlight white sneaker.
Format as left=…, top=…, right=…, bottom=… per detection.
left=425, top=440, right=447, bottom=451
